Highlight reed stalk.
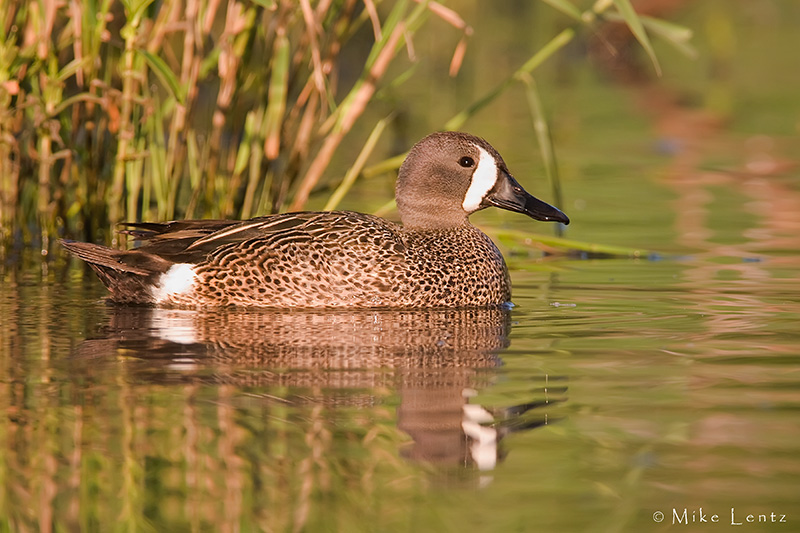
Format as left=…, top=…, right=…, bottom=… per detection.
left=110, top=1, right=143, bottom=236
left=289, top=18, right=406, bottom=211
left=323, top=113, right=392, bottom=212
left=519, top=73, right=565, bottom=236
left=0, top=0, right=687, bottom=250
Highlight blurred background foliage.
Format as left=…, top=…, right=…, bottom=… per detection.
left=0, top=0, right=787, bottom=252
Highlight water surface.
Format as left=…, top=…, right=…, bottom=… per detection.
left=4, top=8, right=800, bottom=527
left=2, top=230, right=798, bottom=531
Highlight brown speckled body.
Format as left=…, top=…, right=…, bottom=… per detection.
left=61, top=132, right=568, bottom=309
left=168, top=212, right=510, bottom=308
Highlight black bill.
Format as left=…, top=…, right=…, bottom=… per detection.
left=482, top=171, right=570, bottom=225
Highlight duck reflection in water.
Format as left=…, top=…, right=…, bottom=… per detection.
left=76, top=305, right=566, bottom=472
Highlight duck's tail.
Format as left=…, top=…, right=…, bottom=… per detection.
left=60, top=240, right=174, bottom=304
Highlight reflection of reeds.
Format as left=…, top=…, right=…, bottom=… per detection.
left=0, top=267, right=569, bottom=530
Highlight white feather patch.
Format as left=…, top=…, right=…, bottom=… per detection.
left=151, top=263, right=197, bottom=302
left=461, top=146, right=498, bottom=212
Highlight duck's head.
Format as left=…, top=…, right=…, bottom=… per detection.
left=396, top=131, right=570, bottom=230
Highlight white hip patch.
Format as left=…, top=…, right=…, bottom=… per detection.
left=151, top=263, right=197, bottom=302
left=461, top=146, right=498, bottom=212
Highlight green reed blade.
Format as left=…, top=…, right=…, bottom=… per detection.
left=488, top=227, right=655, bottom=258
left=55, top=57, right=91, bottom=83
left=233, top=111, right=256, bottom=176
left=148, top=92, right=169, bottom=219
left=362, top=153, right=406, bottom=180
left=639, top=15, right=696, bottom=59
left=324, top=114, right=392, bottom=212
left=446, top=28, right=575, bottom=131
left=126, top=138, right=144, bottom=223
left=372, top=198, right=397, bottom=218
left=240, top=106, right=266, bottom=220
left=540, top=0, right=583, bottom=22
left=519, top=73, right=564, bottom=237
left=184, top=131, right=202, bottom=218
left=365, top=0, right=408, bottom=69
left=264, top=29, right=289, bottom=161
left=611, top=0, right=662, bottom=76
left=139, top=49, right=185, bottom=104
left=51, top=92, right=104, bottom=116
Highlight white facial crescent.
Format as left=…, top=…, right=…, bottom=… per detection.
left=461, top=145, right=498, bottom=212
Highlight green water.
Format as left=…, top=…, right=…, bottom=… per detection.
left=3, top=215, right=799, bottom=531
left=3, top=3, right=800, bottom=532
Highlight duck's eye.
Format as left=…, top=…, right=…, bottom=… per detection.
left=459, top=156, right=475, bottom=168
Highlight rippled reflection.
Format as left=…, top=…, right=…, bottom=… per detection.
left=99, top=306, right=560, bottom=451
left=75, top=305, right=561, bottom=470
left=0, top=292, right=566, bottom=531
left=79, top=305, right=510, bottom=372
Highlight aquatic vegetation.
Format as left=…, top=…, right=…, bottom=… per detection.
left=0, top=0, right=688, bottom=251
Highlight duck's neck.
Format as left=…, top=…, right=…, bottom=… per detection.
left=400, top=220, right=479, bottom=238
left=397, top=203, right=471, bottom=231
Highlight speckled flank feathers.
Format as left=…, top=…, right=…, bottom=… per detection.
left=61, top=132, right=569, bottom=308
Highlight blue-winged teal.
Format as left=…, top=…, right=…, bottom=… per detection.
left=62, top=131, right=569, bottom=308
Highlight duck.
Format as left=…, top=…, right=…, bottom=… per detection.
left=61, top=131, right=569, bottom=308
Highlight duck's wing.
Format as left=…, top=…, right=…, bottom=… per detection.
left=127, top=211, right=400, bottom=263
left=120, top=219, right=239, bottom=239
left=64, top=212, right=398, bottom=273
left=62, top=211, right=403, bottom=304
left=118, top=219, right=243, bottom=258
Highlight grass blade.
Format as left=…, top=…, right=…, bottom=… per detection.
left=640, top=15, right=696, bottom=59
left=540, top=0, right=583, bottom=22
left=290, top=20, right=406, bottom=211
left=446, top=28, right=575, bottom=131
left=323, top=114, right=392, bottom=212
left=362, top=153, right=406, bottom=179
left=487, top=227, right=656, bottom=259
left=519, top=73, right=564, bottom=237
left=264, top=28, right=289, bottom=160
left=611, top=0, right=662, bottom=76
left=139, top=49, right=185, bottom=104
